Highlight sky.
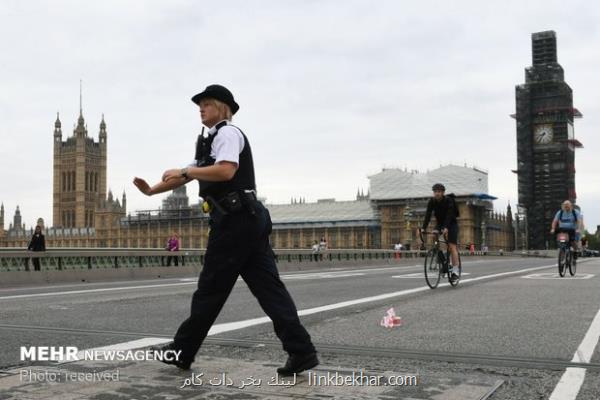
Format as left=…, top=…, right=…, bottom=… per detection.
left=1, top=0, right=599, bottom=232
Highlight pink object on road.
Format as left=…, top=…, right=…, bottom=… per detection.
left=380, top=307, right=402, bottom=328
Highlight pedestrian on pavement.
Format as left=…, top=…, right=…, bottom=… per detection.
left=133, top=84, right=318, bottom=375
left=166, top=232, right=180, bottom=266
left=27, top=225, right=45, bottom=271
left=394, top=242, right=402, bottom=259
left=319, top=236, right=327, bottom=261
left=312, top=240, right=320, bottom=262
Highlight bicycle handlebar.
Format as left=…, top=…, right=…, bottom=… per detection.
left=419, top=229, right=447, bottom=244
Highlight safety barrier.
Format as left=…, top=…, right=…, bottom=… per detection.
left=0, top=248, right=540, bottom=273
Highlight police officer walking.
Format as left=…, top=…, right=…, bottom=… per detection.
left=133, top=84, right=318, bottom=375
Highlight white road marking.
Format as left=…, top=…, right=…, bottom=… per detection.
left=522, top=273, right=595, bottom=280
left=0, top=282, right=198, bottom=300
left=283, top=272, right=365, bottom=280
left=392, top=272, right=471, bottom=279
left=549, top=306, right=600, bottom=400
left=63, top=263, right=558, bottom=355
left=0, top=260, right=562, bottom=301
left=0, top=265, right=421, bottom=300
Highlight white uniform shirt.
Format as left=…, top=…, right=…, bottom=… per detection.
left=188, top=120, right=245, bottom=167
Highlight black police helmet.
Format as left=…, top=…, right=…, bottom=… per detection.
left=191, top=84, right=239, bottom=115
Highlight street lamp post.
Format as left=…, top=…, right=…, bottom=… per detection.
left=517, top=204, right=528, bottom=250
left=404, top=204, right=413, bottom=250
left=514, top=214, right=519, bottom=251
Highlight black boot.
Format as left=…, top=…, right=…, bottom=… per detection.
left=151, top=342, right=192, bottom=370
left=277, top=352, right=319, bottom=376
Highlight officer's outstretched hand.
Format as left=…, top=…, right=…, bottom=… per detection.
left=133, top=177, right=152, bottom=196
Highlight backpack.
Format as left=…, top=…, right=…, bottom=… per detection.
left=558, top=209, right=578, bottom=223
left=447, top=193, right=460, bottom=218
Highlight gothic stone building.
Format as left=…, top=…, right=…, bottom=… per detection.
left=1, top=165, right=516, bottom=250
left=53, top=109, right=108, bottom=229
left=0, top=108, right=516, bottom=250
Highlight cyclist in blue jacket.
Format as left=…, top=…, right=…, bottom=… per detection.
left=550, top=200, right=583, bottom=253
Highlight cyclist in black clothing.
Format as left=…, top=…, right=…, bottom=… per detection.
left=419, top=183, right=460, bottom=281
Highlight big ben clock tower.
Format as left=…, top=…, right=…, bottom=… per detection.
left=514, top=31, right=583, bottom=249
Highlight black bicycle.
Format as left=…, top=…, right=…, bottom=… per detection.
left=556, top=231, right=576, bottom=277
left=420, top=230, right=462, bottom=289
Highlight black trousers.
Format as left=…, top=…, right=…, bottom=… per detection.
left=173, top=201, right=315, bottom=364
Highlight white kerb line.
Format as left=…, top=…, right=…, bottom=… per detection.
left=548, top=306, right=600, bottom=400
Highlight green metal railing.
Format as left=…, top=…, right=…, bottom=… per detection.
left=0, top=248, right=531, bottom=272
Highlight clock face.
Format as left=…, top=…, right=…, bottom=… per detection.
left=533, top=124, right=553, bottom=145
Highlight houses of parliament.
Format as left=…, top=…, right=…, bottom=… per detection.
left=0, top=100, right=516, bottom=251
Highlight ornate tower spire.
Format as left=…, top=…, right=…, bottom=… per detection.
left=122, top=191, right=127, bottom=212
left=53, top=112, right=63, bottom=144
left=506, top=202, right=513, bottom=227
left=74, top=80, right=86, bottom=138
left=99, top=113, right=107, bottom=141
left=54, top=112, right=62, bottom=130
left=13, top=205, right=22, bottom=229
left=79, top=79, right=83, bottom=117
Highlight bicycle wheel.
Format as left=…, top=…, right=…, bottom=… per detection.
left=424, top=249, right=442, bottom=289
left=558, top=248, right=566, bottom=277
left=569, top=250, right=577, bottom=276
left=449, top=250, right=462, bottom=287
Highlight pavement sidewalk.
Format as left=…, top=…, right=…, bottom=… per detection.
left=0, top=352, right=503, bottom=400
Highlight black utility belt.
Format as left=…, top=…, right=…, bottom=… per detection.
left=202, top=190, right=257, bottom=215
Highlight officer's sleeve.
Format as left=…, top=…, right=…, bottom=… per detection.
left=212, top=127, right=244, bottom=165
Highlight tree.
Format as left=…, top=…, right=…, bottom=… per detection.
left=583, top=230, right=600, bottom=250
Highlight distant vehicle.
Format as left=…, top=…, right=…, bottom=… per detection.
left=581, top=249, right=600, bottom=257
